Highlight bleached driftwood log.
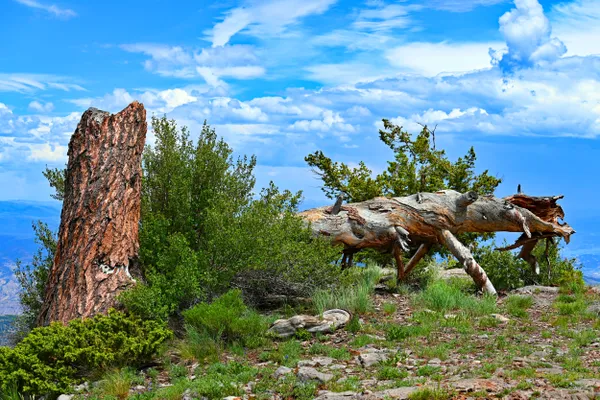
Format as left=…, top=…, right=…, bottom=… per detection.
left=300, top=190, right=574, bottom=295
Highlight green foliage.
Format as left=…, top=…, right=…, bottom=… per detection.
left=0, top=310, right=171, bottom=397
left=305, top=121, right=501, bottom=263
left=505, top=295, right=534, bottom=318
left=412, top=279, right=497, bottom=316
left=42, top=166, right=66, bottom=202
left=123, top=117, right=339, bottom=320
left=475, top=240, right=584, bottom=291
left=306, top=121, right=501, bottom=202
left=182, top=290, right=269, bottom=360
left=408, top=386, right=453, bottom=400
left=312, top=265, right=382, bottom=315
left=96, top=369, right=138, bottom=400
left=12, top=222, right=56, bottom=339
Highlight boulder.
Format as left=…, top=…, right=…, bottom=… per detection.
left=268, top=309, right=351, bottom=338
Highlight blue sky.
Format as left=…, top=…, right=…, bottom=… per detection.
left=1, top=0, right=599, bottom=267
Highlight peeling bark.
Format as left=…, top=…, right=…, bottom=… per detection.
left=300, top=190, right=574, bottom=294
left=38, top=102, right=147, bottom=325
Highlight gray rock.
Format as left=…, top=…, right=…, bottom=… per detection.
left=298, top=356, right=335, bottom=367
left=451, top=378, right=503, bottom=392
left=269, top=309, right=351, bottom=338
left=366, top=387, right=419, bottom=399
left=513, top=285, right=559, bottom=294
left=273, top=366, right=293, bottom=378
left=297, top=366, right=334, bottom=383
left=314, top=392, right=361, bottom=400
left=491, top=313, right=510, bottom=323
left=575, top=379, right=600, bottom=388
left=57, top=396, right=74, bottom=400
left=73, top=382, right=89, bottom=392
left=358, top=348, right=392, bottom=367
left=586, top=301, right=600, bottom=316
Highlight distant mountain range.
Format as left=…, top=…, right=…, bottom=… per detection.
left=0, top=201, right=60, bottom=315
left=0, top=200, right=598, bottom=315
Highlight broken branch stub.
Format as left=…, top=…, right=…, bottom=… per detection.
left=300, top=190, right=574, bottom=295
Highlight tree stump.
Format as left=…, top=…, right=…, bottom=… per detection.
left=38, top=102, right=147, bottom=325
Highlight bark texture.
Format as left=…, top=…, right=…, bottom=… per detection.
left=300, top=190, right=574, bottom=295
left=38, top=102, right=147, bottom=325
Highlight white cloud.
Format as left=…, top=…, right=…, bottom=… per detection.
left=386, top=41, right=504, bottom=76
left=27, top=143, right=68, bottom=162
left=121, top=43, right=265, bottom=87
left=208, top=0, right=337, bottom=47
left=28, top=101, right=54, bottom=113
left=15, top=0, right=76, bottom=18
left=0, top=74, right=85, bottom=93
left=426, top=0, right=506, bottom=12
left=352, top=4, right=417, bottom=32
left=550, top=0, right=600, bottom=57
left=493, top=0, right=566, bottom=72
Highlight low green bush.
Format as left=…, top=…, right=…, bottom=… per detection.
left=182, top=289, right=269, bottom=357
left=412, top=279, right=497, bottom=316
left=0, top=310, right=171, bottom=397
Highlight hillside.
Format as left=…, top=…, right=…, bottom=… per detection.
left=34, top=270, right=600, bottom=400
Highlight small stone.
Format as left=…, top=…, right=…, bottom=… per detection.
left=428, top=358, right=442, bottom=366
left=358, top=349, right=391, bottom=367
left=313, top=391, right=360, bottom=400
left=274, top=366, right=293, bottom=378
left=586, top=301, right=600, bottom=316
left=478, top=334, right=489, bottom=339
left=58, top=396, right=74, bottom=400
left=223, top=397, right=241, bottom=400
left=451, top=378, right=502, bottom=392
left=491, top=314, right=510, bottom=323
left=444, top=314, right=457, bottom=319
left=297, top=367, right=334, bottom=383
left=74, top=382, right=89, bottom=392
left=133, top=385, right=146, bottom=391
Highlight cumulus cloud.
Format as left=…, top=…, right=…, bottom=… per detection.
left=208, top=0, right=337, bottom=47
left=493, top=0, right=567, bottom=72
left=28, top=101, right=54, bottom=113
left=15, top=0, right=76, bottom=18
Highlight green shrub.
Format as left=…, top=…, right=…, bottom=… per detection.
left=413, top=279, right=497, bottom=316
left=505, top=295, right=534, bottom=318
left=121, top=118, right=340, bottom=320
left=182, top=289, right=269, bottom=353
left=0, top=310, right=171, bottom=397
left=475, top=240, right=583, bottom=291
left=312, top=265, right=382, bottom=315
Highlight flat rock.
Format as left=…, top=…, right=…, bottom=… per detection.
left=450, top=378, right=504, bottom=392
left=491, top=313, right=510, bottom=323
left=365, top=387, right=420, bottom=399
left=575, top=379, right=600, bottom=388
left=58, top=396, right=74, bottom=400
left=439, top=268, right=469, bottom=280
left=269, top=309, right=351, bottom=338
left=586, top=301, right=600, bottom=316
left=314, top=392, right=362, bottom=400
left=358, top=349, right=392, bottom=367
left=273, top=366, right=292, bottom=378
left=513, top=285, right=559, bottom=294
left=297, top=366, right=334, bottom=383
left=298, top=356, right=335, bottom=367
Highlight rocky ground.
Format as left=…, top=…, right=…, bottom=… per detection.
left=67, top=281, right=600, bottom=400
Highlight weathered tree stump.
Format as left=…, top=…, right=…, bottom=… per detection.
left=38, top=102, right=147, bottom=325
left=300, top=190, right=574, bottom=295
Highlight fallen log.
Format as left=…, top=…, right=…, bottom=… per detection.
left=300, top=190, right=574, bottom=295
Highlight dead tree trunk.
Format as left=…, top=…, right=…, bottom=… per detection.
left=300, top=190, right=574, bottom=295
left=38, top=102, right=147, bottom=326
